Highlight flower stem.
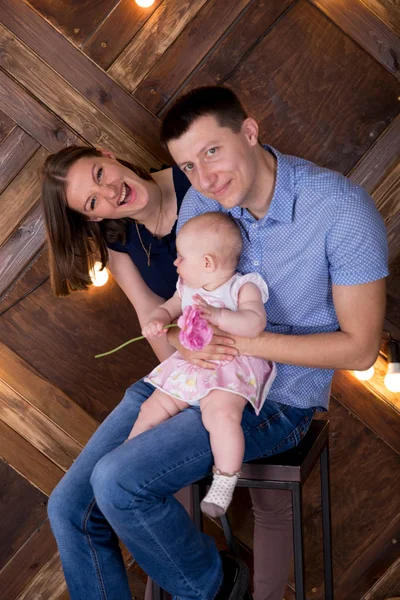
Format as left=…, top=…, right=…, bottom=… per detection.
left=95, top=324, right=178, bottom=358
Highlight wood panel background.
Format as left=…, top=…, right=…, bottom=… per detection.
left=0, top=0, right=399, bottom=598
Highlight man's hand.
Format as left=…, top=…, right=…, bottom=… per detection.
left=193, top=294, right=222, bottom=327
left=167, top=324, right=238, bottom=369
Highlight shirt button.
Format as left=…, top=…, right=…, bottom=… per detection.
left=253, top=260, right=259, bottom=266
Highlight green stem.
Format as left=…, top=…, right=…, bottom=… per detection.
left=95, top=324, right=178, bottom=358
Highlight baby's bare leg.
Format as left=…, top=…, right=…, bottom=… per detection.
left=201, top=390, right=247, bottom=473
left=200, top=391, right=247, bottom=517
left=127, top=390, right=189, bottom=440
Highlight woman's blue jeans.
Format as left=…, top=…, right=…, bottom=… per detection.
left=48, top=379, right=314, bottom=600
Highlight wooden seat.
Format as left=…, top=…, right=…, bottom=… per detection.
left=153, top=420, right=333, bottom=600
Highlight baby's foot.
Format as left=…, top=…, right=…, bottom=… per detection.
left=200, top=467, right=241, bottom=517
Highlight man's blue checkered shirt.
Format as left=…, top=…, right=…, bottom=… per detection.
left=177, top=146, right=388, bottom=410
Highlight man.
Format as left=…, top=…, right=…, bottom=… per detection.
left=159, top=85, right=388, bottom=597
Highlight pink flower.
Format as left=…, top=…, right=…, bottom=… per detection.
left=177, top=306, right=213, bottom=351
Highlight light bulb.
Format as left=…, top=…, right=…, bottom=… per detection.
left=135, top=0, right=155, bottom=7
left=353, top=366, right=375, bottom=381
left=89, top=262, right=109, bottom=287
left=384, top=340, right=400, bottom=392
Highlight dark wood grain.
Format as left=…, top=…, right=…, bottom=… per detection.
left=309, top=0, right=400, bottom=79
left=0, top=252, right=157, bottom=422
left=362, top=0, right=400, bottom=36
left=332, top=370, right=400, bottom=454
left=0, top=126, right=40, bottom=194
left=0, top=342, right=98, bottom=446
left=387, top=210, right=400, bottom=264
left=1, top=0, right=165, bottom=161
left=0, top=519, right=58, bottom=598
left=83, top=0, right=163, bottom=70
left=348, top=115, right=400, bottom=194
left=133, top=0, right=252, bottom=114
left=0, top=203, right=45, bottom=299
left=0, top=24, right=158, bottom=170
left=0, top=460, right=48, bottom=570
left=221, top=0, right=400, bottom=173
left=108, top=0, right=208, bottom=92
left=27, top=0, right=119, bottom=47
left=17, top=552, right=67, bottom=599
left=0, top=108, right=15, bottom=143
left=0, top=419, right=64, bottom=495
left=334, top=513, right=400, bottom=600
left=373, top=160, right=400, bottom=222
left=0, top=147, right=48, bottom=246
left=0, top=70, right=80, bottom=152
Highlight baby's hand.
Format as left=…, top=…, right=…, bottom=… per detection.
left=142, top=320, right=168, bottom=340
left=193, top=294, right=222, bottom=326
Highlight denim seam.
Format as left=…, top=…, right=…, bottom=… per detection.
left=82, top=498, right=108, bottom=600
left=129, top=449, right=215, bottom=599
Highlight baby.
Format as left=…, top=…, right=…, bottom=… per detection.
left=128, top=212, right=276, bottom=517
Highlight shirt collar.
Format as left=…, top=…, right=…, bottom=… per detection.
left=229, top=145, right=295, bottom=224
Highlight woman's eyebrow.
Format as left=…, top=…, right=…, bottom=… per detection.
left=83, top=164, right=96, bottom=211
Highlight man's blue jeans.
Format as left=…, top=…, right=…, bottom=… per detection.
left=48, top=379, right=314, bottom=600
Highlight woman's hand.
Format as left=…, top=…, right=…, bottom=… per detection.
left=142, top=320, right=169, bottom=340
left=167, top=325, right=238, bottom=369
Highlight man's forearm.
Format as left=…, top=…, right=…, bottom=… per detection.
left=238, top=330, right=380, bottom=371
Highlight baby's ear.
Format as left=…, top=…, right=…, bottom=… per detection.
left=204, top=254, right=216, bottom=271
left=89, top=216, right=103, bottom=222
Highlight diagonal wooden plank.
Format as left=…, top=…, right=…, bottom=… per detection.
left=83, top=0, right=163, bottom=70
left=362, top=0, right=400, bottom=36
left=372, top=160, right=400, bottom=221
left=0, top=380, right=82, bottom=471
left=133, top=0, right=253, bottom=114
left=309, top=0, right=400, bottom=80
left=0, top=69, right=80, bottom=152
left=108, top=0, right=208, bottom=92
left=0, top=146, right=48, bottom=246
left=348, top=114, right=400, bottom=194
left=0, top=108, right=15, bottom=142
left=0, top=24, right=159, bottom=170
left=0, top=420, right=64, bottom=495
left=0, top=126, right=40, bottom=194
left=0, top=520, right=58, bottom=599
left=0, top=341, right=98, bottom=447
left=1, top=0, right=165, bottom=161
left=0, top=203, right=45, bottom=299
left=16, top=552, right=67, bottom=600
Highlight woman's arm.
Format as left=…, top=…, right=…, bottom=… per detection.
left=194, top=283, right=266, bottom=337
left=108, top=249, right=176, bottom=362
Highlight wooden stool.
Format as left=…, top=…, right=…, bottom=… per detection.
left=153, top=420, right=333, bottom=600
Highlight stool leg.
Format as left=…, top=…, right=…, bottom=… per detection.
left=192, top=482, right=203, bottom=531
left=320, top=444, right=334, bottom=599
left=291, top=483, right=306, bottom=600
left=152, top=580, right=163, bottom=600
left=220, top=513, right=240, bottom=556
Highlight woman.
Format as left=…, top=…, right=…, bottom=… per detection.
left=43, top=145, right=295, bottom=600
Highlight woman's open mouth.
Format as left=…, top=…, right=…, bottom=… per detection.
left=118, top=182, right=135, bottom=206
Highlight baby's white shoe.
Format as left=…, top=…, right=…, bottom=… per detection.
left=200, top=467, right=241, bottom=517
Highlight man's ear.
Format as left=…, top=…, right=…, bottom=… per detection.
left=242, top=117, right=259, bottom=147
left=97, top=148, right=115, bottom=160
left=89, top=216, right=104, bottom=222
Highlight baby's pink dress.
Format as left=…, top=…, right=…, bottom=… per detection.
left=144, top=273, right=276, bottom=415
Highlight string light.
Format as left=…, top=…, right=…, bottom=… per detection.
left=89, top=262, right=109, bottom=287
left=384, top=340, right=400, bottom=392
left=353, top=366, right=375, bottom=381
left=135, top=0, right=155, bottom=7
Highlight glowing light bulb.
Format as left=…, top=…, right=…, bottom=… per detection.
left=135, top=0, right=155, bottom=7
left=384, top=340, right=400, bottom=392
left=353, top=366, right=375, bottom=381
left=90, top=262, right=109, bottom=287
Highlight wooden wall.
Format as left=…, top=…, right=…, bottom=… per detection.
left=0, top=0, right=399, bottom=598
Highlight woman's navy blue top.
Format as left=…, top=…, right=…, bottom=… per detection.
left=107, top=167, right=190, bottom=300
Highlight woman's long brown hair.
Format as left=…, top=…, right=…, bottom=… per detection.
left=41, top=146, right=152, bottom=296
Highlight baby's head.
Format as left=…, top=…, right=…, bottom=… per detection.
left=174, top=212, right=242, bottom=288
